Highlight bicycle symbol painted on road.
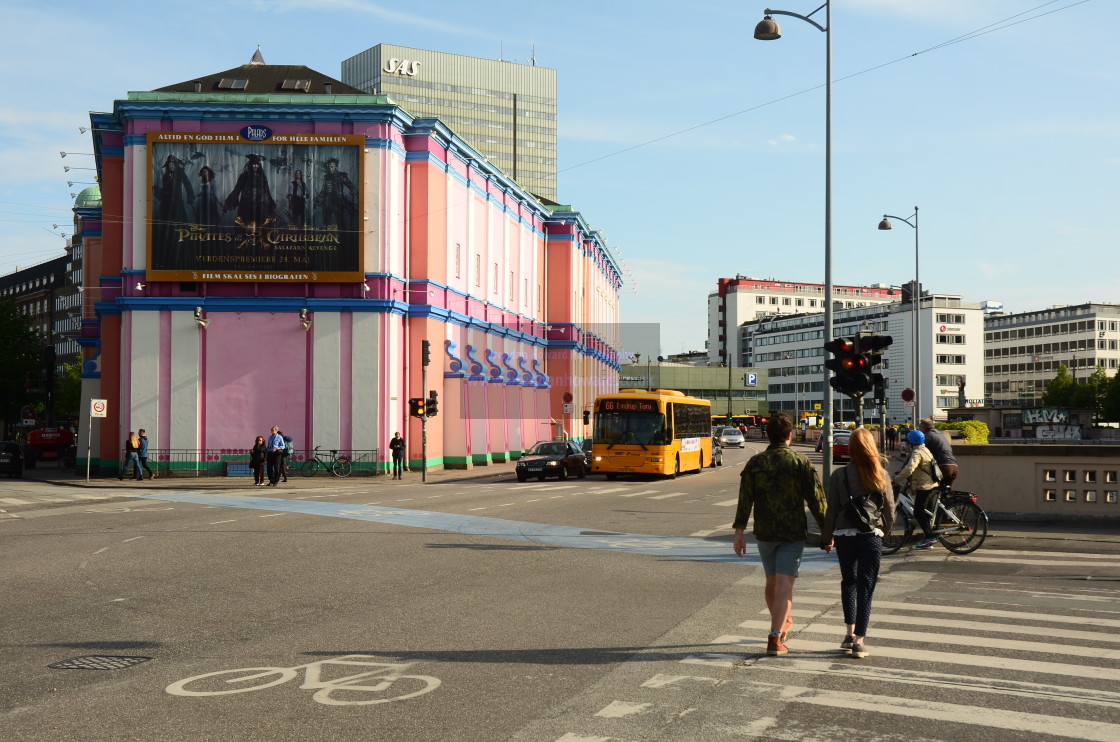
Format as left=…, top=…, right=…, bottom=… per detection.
left=166, top=655, right=440, bottom=706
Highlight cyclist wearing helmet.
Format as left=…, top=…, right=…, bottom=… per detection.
left=918, top=418, right=958, bottom=488
left=892, top=429, right=939, bottom=550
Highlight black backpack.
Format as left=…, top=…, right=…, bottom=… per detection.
left=841, top=468, right=883, bottom=533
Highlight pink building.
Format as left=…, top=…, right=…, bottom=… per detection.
left=77, top=58, right=621, bottom=474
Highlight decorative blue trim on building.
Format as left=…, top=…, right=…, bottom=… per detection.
left=465, top=345, right=484, bottom=376
left=445, top=339, right=465, bottom=377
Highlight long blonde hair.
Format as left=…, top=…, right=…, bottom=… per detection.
left=128, top=432, right=140, bottom=449
left=849, top=428, right=890, bottom=492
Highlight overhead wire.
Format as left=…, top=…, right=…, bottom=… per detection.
left=558, top=0, right=1091, bottom=174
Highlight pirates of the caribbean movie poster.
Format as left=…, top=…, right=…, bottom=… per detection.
left=147, top=131, right=364, bottom=282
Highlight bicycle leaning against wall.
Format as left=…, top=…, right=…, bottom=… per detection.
left=300, top=446, right=353, bottom=478
left=882, top=482, right=989, bottom=555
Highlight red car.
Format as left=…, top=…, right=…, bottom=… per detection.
left=831, top=431, right=851, bottom=463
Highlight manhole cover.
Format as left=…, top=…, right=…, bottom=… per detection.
left=49, top=655, right=153, bottom=671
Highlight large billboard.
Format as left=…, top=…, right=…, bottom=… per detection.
left=147, top=131, right=364, bottom=282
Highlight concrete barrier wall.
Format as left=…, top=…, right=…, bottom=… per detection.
left=952, top=445, right=1120, bottom=520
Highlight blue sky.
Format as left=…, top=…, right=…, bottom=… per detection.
left=1, top=0, right=1115, bottom=356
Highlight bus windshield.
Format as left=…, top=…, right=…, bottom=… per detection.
left=595, top=410, right=667, bottom=447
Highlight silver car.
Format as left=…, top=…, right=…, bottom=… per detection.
left=717, top=427, right=745, bottom=448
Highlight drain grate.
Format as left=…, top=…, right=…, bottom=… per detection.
left=49, top=655, right=153, bottom=671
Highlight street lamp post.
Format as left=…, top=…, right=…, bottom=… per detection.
left=878, top=207, right=919, bottom=427
left=755, top=3, right=833, bottom=479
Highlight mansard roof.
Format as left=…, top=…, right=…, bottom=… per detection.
left=154, top=64, right=367, bottom=96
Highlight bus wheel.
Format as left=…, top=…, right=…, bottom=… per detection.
left=669, top=457, right=680, bottom=479
left=698, top=454, right=705, bottom=472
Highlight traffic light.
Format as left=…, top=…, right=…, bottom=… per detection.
left=857, top=334, right=893, bottom=399
left=825, top=337, right=872, bottom=397
left=426, top=391, right=439, bottom=418
left=582, top=409, right=590, bottom=425
left=857, top=334, right=893, bottom=366
left=421, top=339, right=431, bottom=367
left=408, top=397, right=426, bottom=418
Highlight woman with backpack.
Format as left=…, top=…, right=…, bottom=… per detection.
left=820, top=427, right=894, bottom=659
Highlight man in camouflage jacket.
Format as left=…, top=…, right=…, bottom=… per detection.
left=733, top=412, right=827, bottom=655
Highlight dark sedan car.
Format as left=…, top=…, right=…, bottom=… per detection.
left=0, top=441, right=24, bottom=478
left=516, top=440, right=587, bottom=481
left=581, top=438, right=594, bottom=470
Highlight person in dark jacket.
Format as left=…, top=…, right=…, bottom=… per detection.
left=250, top=435, right=268, bottom=486
left=137, top=428, right=155, bottom=480
left=821, top=428, right=894, bottom=659
left=919, top=418, right=958, bottom=486
left=118, top=432, right=143, bottom=481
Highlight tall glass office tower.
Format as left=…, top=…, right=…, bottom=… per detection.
left=342, top=44, right=557, bottom=200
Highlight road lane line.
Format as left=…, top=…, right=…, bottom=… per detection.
left=650, top=492, right=686, bottom=500
left=0, top=498, right=32, bottom=505
left=741, top=657, right=1120, bottom=708
left=736, top=619, right=1120, bottom=659
left=259, top=513, right=287, bottom=517
left=209, top=520, right=237, bottom=524
left=872, top=600, right=1120, bottom=628
left=714, top=499, right=739, bottom=507
left=620, top=490, right=660, bottom=498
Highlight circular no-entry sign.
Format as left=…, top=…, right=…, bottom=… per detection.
left=900, top=388, right=915, bottom=402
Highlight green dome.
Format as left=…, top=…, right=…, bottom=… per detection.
left=74, top=185, right=101, bottom=208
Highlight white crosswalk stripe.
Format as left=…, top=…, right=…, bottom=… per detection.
left=552, top=565, right=1120, bottom=741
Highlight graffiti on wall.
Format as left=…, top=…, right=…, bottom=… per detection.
left=1036, top=424, right=1081, bottom=440
left=1022, top=408, right=1069, bottom=425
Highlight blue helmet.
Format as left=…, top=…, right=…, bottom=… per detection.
left=907, top=430, right=926, bottom=445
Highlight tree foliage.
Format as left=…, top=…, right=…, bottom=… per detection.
left=1042, top=364, right=1117, bottom=423
left=1041, top=364, right=1074, bottom=406
left=56, top=362, right=82, bottom=421
left=1100, top=371, right=1120, bottom=423
left=0, top=299, right=44, bottom=423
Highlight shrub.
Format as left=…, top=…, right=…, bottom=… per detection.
left=936, top=420, right=989, bottom=445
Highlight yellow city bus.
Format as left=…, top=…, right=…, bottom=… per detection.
left=590, top=389, right=713, bottom=479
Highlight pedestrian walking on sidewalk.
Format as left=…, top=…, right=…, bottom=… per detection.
left=732, top=412, right=828, bottom=656
left=118, top=432, right=143, bottom=481
left=138, top=428, right=156, bottom=479
left=821, top=428, right=894, bottom=659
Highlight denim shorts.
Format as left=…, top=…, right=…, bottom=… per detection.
left=755, top=540, right=805, bottom=578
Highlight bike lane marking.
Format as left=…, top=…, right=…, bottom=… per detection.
left=137, top=492, right=834, bottom=569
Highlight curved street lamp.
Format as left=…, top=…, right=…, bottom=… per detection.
left=878, top=206, right=919, bottom=426
left=755, top=2, right=833, bottom=477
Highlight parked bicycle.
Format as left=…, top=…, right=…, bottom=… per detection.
left=882, top=482, right=989, bottom=555
left=299, top=446, right=353, bottom=478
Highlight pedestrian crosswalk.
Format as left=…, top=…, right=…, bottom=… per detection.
left=527, top=549, right=1120, bottom=742
left=0, top=492, right=116, bottom=509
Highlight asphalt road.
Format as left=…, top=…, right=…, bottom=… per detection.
left=2, top=444, right=1119, bottom=741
